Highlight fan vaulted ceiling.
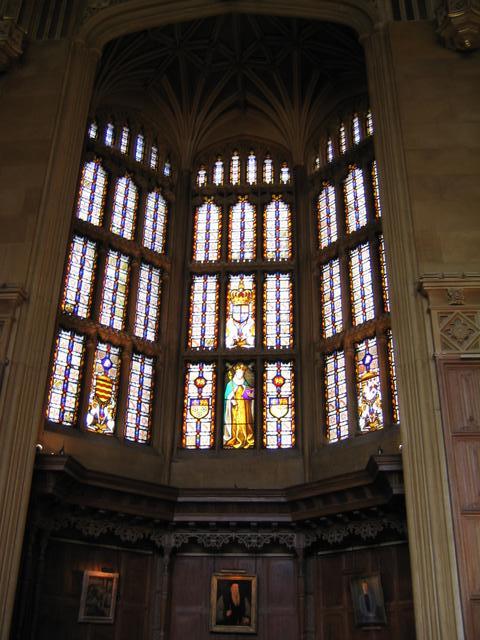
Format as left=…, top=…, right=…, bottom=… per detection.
left=93, top=14, right=366, bottom=166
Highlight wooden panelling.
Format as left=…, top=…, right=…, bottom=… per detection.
left=442, top=365, right=480, bottom=434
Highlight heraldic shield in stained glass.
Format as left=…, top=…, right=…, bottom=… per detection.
left=224, top=362, right=255, bottom=449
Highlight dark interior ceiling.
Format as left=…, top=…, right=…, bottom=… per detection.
left=93, top=14, right=366, bottom=165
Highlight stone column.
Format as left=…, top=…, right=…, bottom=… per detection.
left=362, top=26, right=464, bottom=639
left=0, top=40, right=100, bottom=639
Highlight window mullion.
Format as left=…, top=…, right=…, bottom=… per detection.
left=345, top=343, right=359, bottom=438
left=377, top=332, right=393, bottom=427
left=76, top=334, right=97, bottom=432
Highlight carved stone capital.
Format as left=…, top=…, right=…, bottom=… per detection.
left=0, top=285, right=27, bottom=393
left=0, top=18, right=24, bottom=72
left=437, top=0, right=480, bottom=51
left=420, top=273, right=480, bottom=356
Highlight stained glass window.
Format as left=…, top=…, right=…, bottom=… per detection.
left=372, top=161, right=382, bottom=218
left=387, top=329, right=399, bottom=423
left=353, top=113, right=361, bottom=144
left=247, top=151, right=257, bottom=185
left=183, top=362, right=216, bottom=449
left=213, top=157, right=224, bottom=186
left=321, top=259, right=343, bottom=338
left=349, top=243, right=374, bottom=325
left=61, top=236, right=96, bottom=318
left=188, top=274, right=219, bottom=350
left=197, top=165, right=207, bottom=187
left=325, top=350, right=348, bottom=443
left=263, top=361, right=295, bottom=449
left=318, top=183, right=337, bottom=249
left=99, top=250, right=130, bottom=330
left=88, top=121, right=98, bottom=140
left=110, top=176, right=138, bottom=240
left=225, top=274, right=255, bottom=349
left=193, top=199, right=222, bottom=262
left=228, top=198, right=256, bottom=262
left=280, top=162, right=290, bottom=184
left=105, top=122, right=115, bottom=146
left=46, top=329, right=85, bottom=426
left=327, top=137, right=334, bottom=163
left=355, top=337, right=383, bottom=432
left=143, top=190, right=168, bottom=254
left=344, top=166, right=367, bottom=233
left=264, top=197, right=292, bottom=261
left=76, top=159, right=107, bottom=226
left=163, top=159, right=171, bottom=177
left=230, top=151, right=240, bottom=185
left=379, top=235, right=390, bottom=313
left=264, top=273, right=293, bottom=349
left=135, top=133, right=144, bottom=162
left=150, top=144, right=158, bottom=170
left=120, top=125, right=130, bottom=154
left=263, top=154, right=274, bottom=184
left=339, top=123, right=347, bottom=154
left=125, top=353, right=154, bottom=443
left=224, top=362, right=255, bottom=448
left=86, top=342, right=120, bottom=434
left=366, top=109, right=374, bottom=136
left=134, top=263, right=162, bottom=342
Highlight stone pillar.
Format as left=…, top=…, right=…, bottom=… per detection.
left=362, top=26, right=464, bottom=640
left=0, top=40, right=100, bottom=639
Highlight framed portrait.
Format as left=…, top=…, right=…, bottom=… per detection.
left=78, top=570, right=119, bottom=624
left=350, top=573, right=387, bottom=628
left=210, top=573, right=257, bottom=634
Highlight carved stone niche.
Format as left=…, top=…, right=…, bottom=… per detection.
left=437, top=0, right=480, bottom=51
left=419, top=274, right=480, bottom=357
left=0, top=17, right=24, bottom=72
left=0, top=285, right=27, bottom=399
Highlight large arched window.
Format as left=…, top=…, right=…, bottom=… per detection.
left=314, top=108, right=399, bottom=443
left=182, top=145, right=296, bottom=450
left=45, top=117, right=172, bottom=445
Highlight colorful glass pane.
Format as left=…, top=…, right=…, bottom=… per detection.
left=325, top=350, right=348, bottom=443
left=263, top=155, right=274, bottom=184
left=228, top=198, right=256, bottom=262
left=327, top=137, right=334, bottom=163
left=372, top=161, right=382, bottom=218
left=355, top=337, right=383, bottom=432
left=225, top=274, right=255, bottom=349
left=150, top=144, right=158, bottom=170
left=120, top=125, right=130, bottom=154
left=339, top=123, right=347, bottom=154
left=163, top=159, right=171, bottom=177
left=88, top=121, right=98, bottom=140
left=134, top=263, right=162, bottom=342
left=99, top=250, right=130, bottom=330
left=379, top=235, right=390, bottom=313
left=110, top=176, right=138, bottom=240
left=263, top=361, right=295, bottom=449
left=366, top=109, right=374, bottom=136
left=183, top=362, right=216, bottom=449
left=344, top=166, right=367, bottom=233
left=280, top=162, right=290, bottom=184
left=387, top=329, right=400, bottom=423
left=193, top=199, right=222, bottom=262
left=349, top=243, right=374, bottom=325
left=230, top=151, right=240, bottom=185
left=76, top=159, right=107, bottom=226
left=135, top=133, right=144, bottom=162
left=46, top=329, right=85, bottom=426
left=224, top=362, right=255, bottom=449
left=197, top=165, right=207, bottom=187
left=247, top=151, right=257, bottom=185
left=264, top=197, right=292, bottom=261
left=314, top=156, right=320, bottom=170
left=264, top=273, right=293, bottom=349
left=188, top=274, right=219, bottom=350
left=105, top=122, right=115, bottom=146
left=86, top=342, right=120, bottom=434
left=213, top=157, right=224, bottom=186
left=143, top=190, right=168, bottom=254
left=321, top=259, right=343, bottom=338
left=61, top=236, right=96, bottom=318
left=318, top=183, right=337, bottom=249
left=125, top=353, right=154, bottom=444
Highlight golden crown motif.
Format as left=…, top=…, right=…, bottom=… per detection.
left=230, top=282, right=253, bottom=305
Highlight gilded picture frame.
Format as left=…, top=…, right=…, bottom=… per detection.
left=210, top=573, right=257, bottom=634
left=78, top=570, right=119, bottom=624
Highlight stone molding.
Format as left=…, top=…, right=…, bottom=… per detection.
left=0, top=285, right=27, bottom=403
left=0, top=17, right=24, bottom=71
left=420, top=274, right=480, bottom=357
left=437, top=0, right=480, bottom=51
